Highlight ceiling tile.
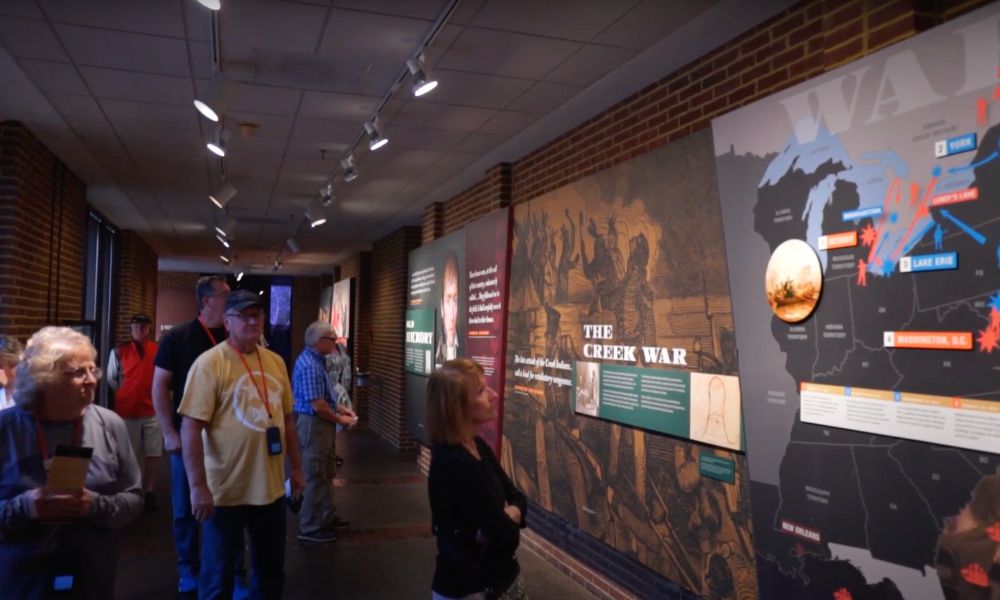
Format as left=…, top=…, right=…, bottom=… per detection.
left=181, top=0, right=212, bottom=42
left=545, top=44, right=636, bottom=86
left=469, top=0, right=632, bottom=42
left=188, top=41, right=213, bottom=79
left=54, top=24, right=190, bottom=76
left=387, top=124, right=465, bottom=151
left=38, top=0, right=186, bottom=38
left=592, top=0, right=717, bottom=50
left=81, top=66, right=193, bottom=105
left=0, top=17, right=69, bottom=61
left=365, top=146, right=444, bottom=168
left=389, top=101, right=496, bottom=132
left=477, top=110, right=539, bottom=136
left=435, top=151, right=479, bottom=168
left=452, top=131, right=507, bottom=154
left=225, top=82, right=302, bottom=117
left=506, top=81, right=581, bottom=113
left=47, top=93, right=105, bottom=122
left=330, top=0, right=442, bottom=20
left=437, top=27, right=580, bottom=79
left=0, top=1, right=44, bottom=19
left=221, top=1, right=329, bottom=58
left=99, top=98, right=200, bottom=133
left=284, top=139, right=350, bottom=160
left=299, top=91, right=379, bottom=122
left=291, top=117, right=358, bottom=143
left=226, top=132, right=290, bottom=156
left=425, top=70, right=533, bottom=109
left=225, top=112, right=295, bottom=139
left=18, top=58, right=88, bottom=95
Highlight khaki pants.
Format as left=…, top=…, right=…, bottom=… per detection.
left=295, top=413, right=337, bottom=535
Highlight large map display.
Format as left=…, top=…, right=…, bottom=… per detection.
left=712, top=6, right=1000, bottom=599
left=502, top=129, right=756, bottom=599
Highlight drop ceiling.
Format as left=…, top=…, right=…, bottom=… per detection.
left=0, top=0, right=792, bottom=275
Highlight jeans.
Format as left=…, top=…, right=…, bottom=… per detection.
left=171, top=452, right=200, bottom=592
left=296, top=413, right=337, bottom=534
left=199, top=500, right=286, bottom=600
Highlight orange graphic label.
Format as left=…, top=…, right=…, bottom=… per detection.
left=883, top=331, right=973, bottom=350
left=931, top=187, right=978, bottom=207
left=961, top=563, right=989, bottom=587
left=833, top=588, right=853, bottom=600
left=819, top=231, right=858, bottom=250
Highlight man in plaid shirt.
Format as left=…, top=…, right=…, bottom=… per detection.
left=292, top=321, right=358, bottom=543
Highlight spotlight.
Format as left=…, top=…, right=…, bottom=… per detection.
left=364, top=120, right=388, bottom=151
left=220, top=249, right=231, bottom=264
left=258, top=289, right=264, bottom=295
left=341, top=155, right=358, bottom=183
left=306, top=200, right=327, bottom=228
left=196, top=0, right=221, bottom=10
left=320, top=182, right=334, bottom=207
left=406, top=57, right=438, bottom=97
left=209, top=182, right=236, bottom=209
left=216, top=234, right=230, bottom=248
left=236, top=272, right=244, bottom=281
left=214, top=212, right=237, bottom=237
left=193, top=76, right=237, bottom=122
left=286, top=237, right=301, bottom=254
left=207, top=128, right=230, bottom=157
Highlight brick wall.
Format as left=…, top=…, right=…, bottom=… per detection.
left=0, top=121, right=86, bottom=340
left=425, top=0, right=990, bottom=597
left=367, top=227, right=421, bottom=449
left=114, top=230, right=158, bottom=344
left=339, top=252, right=372, bottom=422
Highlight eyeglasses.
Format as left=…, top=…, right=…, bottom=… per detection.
left=226, top=312, right=264, bottom=323
left=63, top=366, right=103, bottom=380
left=322, top=336, right=338, bottom=342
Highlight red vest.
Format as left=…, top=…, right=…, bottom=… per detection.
left=115, top=339, right=158, bottom=418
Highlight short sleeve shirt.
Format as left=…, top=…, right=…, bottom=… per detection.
left=154, top=318, right=227, bottom=429
left=178, top=342, right=293, bottom=507
left=292, top=347, right=338, bottom=416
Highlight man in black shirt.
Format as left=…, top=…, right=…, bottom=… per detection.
left=153, top=275, right=229, bottom=595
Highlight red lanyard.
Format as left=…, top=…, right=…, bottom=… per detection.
left=35, top=417, right=83, bottom=461
left=229, top=341, right=272, bottom=420
left=198, top=318, right=220, bottom=346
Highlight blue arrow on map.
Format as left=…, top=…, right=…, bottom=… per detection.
left=939, top=209, right=986, bottom=245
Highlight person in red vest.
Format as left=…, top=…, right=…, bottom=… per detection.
left=108, top=313, right=161, bottom=511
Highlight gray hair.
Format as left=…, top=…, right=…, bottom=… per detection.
left=304, top=321, right=334, bottom=347
left=13, top=326, right=96, bottom=409
left=195, top=275, right=227, bottom=311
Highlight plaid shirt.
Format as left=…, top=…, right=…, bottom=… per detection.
left=292, top=347, right=338, bottom=416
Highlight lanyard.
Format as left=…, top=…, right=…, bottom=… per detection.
left=229, top=341, right=272, bottom=420
left=35, top=416, right=83, bottom=461
left=198, top=317, right=221, bottom=346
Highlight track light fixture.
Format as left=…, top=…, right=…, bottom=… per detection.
left=216, top=234, right=230, bottom=248
left=286, top=237, right=301, bottom=254
left=215, top=212, right=237, bottom=237
left=207, top=128, right=230, bottom=157
left=306, top=200, right=327, bottom=228
left=320, top=182, right=334, bottom=206
left=341, top=155, right=358, bottom=183
left=406, top=56, right=438, bottom=97
left=196, top=0, right=221, bottom=10
left=220, top=248, right=232, bottom=264
left=364, top=119, right=388, bottom=151
left=194, top=76, right=237, bottom=122
left=209, top=182, right=237, bottom=209
left=236, top=271, right=244, bottom=282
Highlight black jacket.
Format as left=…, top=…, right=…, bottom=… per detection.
left=428, top=437, right=527, bottom=598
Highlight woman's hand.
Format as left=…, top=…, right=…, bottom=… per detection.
left=503, top=503, right=522, bottom=524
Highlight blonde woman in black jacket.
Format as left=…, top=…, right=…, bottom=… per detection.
left=426, top=358, right=528, bottom=600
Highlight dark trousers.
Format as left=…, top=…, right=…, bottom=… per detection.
left=199, top=500, right=286, bottom=600
left=170, top=452, right=200, bottom=591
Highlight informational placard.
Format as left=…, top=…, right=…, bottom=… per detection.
left=404, top=309, right=435, bottom=376
left=571, top=361, right=742, bottom=451
left=801, top=382, right=1000, bottom=454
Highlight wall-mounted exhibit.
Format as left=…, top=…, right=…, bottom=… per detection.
left=500, top=128, right=754, bottom=599
left=712, top=4, right=1000, bottom=598
left=332, top=277, right=353, bottom=343
left=405, top=209, right=511, bottom=451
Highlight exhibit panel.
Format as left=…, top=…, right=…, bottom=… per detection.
left=404, top=209, right=511, bottom=451
left=501, top=129, right=756, bottom=600
left=712, top=4, right=1000, bottom=598
left=332, top=277, right=352, bottom=342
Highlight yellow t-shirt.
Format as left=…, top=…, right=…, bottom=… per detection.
left=178, top=342, right=293, bottom=507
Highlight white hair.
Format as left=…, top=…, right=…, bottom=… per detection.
left=13, top=326, right=95, bottom=409
left=304, top=321, right=334, bottom=347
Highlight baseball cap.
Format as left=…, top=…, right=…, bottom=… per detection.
left=130, top=314, right=152, bottom=324
left=225, top=289, right=265, bottom=314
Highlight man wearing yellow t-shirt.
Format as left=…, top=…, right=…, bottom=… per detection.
left=179, top=290, right=305, bottom=600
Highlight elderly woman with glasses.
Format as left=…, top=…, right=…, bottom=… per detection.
left=0, top=326, right=143, bottom=599
left=0, top=334, right=23, bottom=409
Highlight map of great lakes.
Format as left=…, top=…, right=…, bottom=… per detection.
left=712, top=5, right=1000, bottom=598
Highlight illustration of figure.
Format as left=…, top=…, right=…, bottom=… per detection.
left=434, top=251, right=463, bottom=366
left=555, top=209, right=579, bottom=304
left=695, top=377, right=737, bottom=446
left=935, top=475, right=1000, bottom=597
left=857, top=259, right=867, bottom=287
left=934, top=224, right=945, bottom=250
left=617, top=233, right=656, bottom=348
left=579, top=211, right=622, bottom=315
